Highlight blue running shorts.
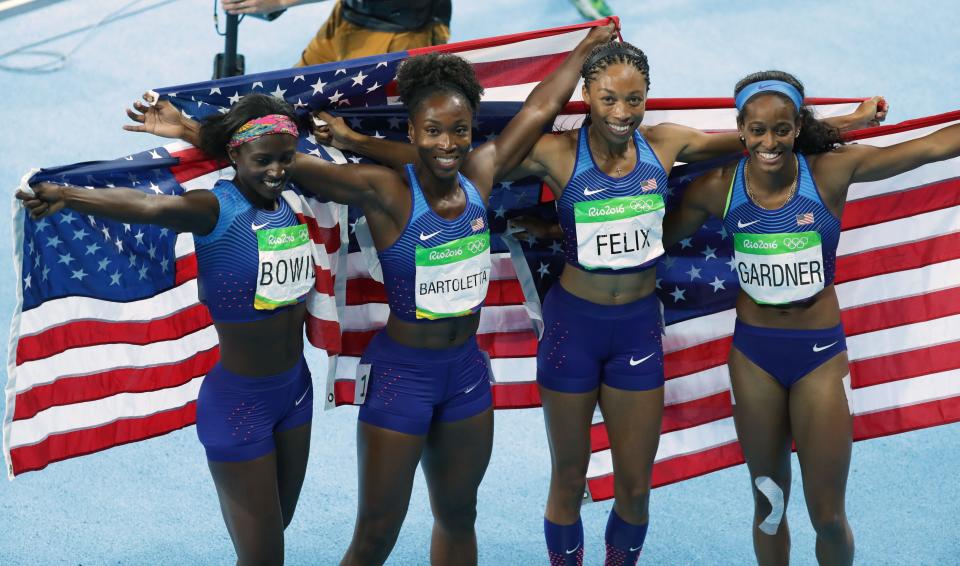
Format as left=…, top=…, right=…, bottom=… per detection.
left=537, top=284, right=664, bottom=393
left=357, top=331, right=493, bottom=435
left=196, top=357, right=313, bottom=462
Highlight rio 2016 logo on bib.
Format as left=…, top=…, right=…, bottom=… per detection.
left=254, top=224, right=315, bottom=310
left=734, top=231, right=824, bottom=305
left=414, top=233, right=491, bottom=320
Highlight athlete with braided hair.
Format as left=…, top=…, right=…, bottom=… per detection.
left=664, top=70, right=960, bottom=566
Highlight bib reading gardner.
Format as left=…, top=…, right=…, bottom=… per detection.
left=255, top=224, right=315, bottom=310
left=574, top=195, right=665, bottom=270
left=415, top=233, right=491, bottom=320
left=734, top=231, right=824, bottom=305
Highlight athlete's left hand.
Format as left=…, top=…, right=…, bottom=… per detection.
left=855, top=96, right=889, bottom=129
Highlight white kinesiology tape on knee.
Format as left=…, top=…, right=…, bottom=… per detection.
left=754, top=476, right=784, bottom=535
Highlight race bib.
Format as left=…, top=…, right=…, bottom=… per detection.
left=254, top=224, right=315, bottom=310
left=415, top=233, right=491, bottom=320
left=734, top=231, right=825, bottom=305
left=574, top=195, right=665, bottom=270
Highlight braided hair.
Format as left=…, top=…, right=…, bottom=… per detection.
left=396, top=52, right=484, bottom=117
left=734, top=70, right=844, bottom=155
left=581, top=41, right=650, bottom=90
left=198, top=93, right=299, bottom=160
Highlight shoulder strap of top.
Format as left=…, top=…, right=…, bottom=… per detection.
left=722, top=158, right=746, bottom=219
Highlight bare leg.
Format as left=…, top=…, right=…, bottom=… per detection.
left=274, top=422, right=312, bottom=528
left=598, top=383, right=664, bottom=525
left=208, top=452, right=286, bottom=565
left=540, top=385, right=600, bottom=524
left=340, top=422, right=426, bottom=566
left=420, top=408, right=495, bottom=566
left=729, top=346, right=793, bottom=566
left=790, top=353, right=854, bottom=566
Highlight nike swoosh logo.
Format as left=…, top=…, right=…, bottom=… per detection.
left=419, top=230, right=441, bottom=241
left=294, top=386, right=311, bottom=406
left=629, top=353, right=655, bottom=366
left=629, top=545, right=643, bottom=552
left=251, top=222, right=269, bottom=230
left=565, top=543, right=580, bottom=555
left=583, top=187, right=606, bottom=196
left=737, top=219, right=760, bottom=228
left=812, top=341, right=838, bottom=353
left=463, top=377, right=486, bottom=395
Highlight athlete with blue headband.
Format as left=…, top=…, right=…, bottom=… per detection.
left=665, top=70, right=960, bottom=566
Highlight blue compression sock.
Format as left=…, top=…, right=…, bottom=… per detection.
left=604, top=509, right=648, bottom=565
left=544, top=517, right=584, bottom=566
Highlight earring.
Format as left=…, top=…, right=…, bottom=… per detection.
left=739, top=135, right=745, bottom=143
left=795, top=130, right=800, bottom=138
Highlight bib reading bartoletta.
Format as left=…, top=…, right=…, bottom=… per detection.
left=379, top=165, right=491, bottom=321
left=722, top=155, right=841, bottom=305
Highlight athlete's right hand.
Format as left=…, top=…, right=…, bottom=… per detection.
left=124, top=93, right=196, bottom=141
left=312, top=110, right=361, bottom=150
left=17, top=182, right=69, bottom=220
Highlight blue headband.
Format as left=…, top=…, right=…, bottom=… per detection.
left=734, top=80, right=803, bottom=113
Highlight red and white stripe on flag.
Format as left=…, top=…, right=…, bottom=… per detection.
left=584, top=110, right=960, bottom=501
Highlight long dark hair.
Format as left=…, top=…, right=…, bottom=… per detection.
left=396, top=52, right=483, bottom=116
left=734, top=70, right=844, bottom=155
left=198, top=93, right=299, bottom=159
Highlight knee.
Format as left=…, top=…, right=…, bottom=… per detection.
left=551, top=464, right=588, bottom=506
left=810, top=510, right=849, bottom=540
left=433, top=497, right=478, bottom=535
left=351, top=510, right=405, bottom=556
left=613, top=481, right=650, bottom=518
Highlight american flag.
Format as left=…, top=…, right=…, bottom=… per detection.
left=796, top=212, right=815, bottom=225
left=7, top=18, right=949, bottom=497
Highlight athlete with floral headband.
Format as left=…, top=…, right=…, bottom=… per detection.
left=20, top=94, right=316, bottom=564
left=664, top=70, right=960, bottom=566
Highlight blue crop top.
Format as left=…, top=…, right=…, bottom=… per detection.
left=557, top=125, right=670, bottom=273
left=194, top=180, right=314, bottom=322
left=378, top=165, right=491, bottom=322
left=722, top=155, right=841, bottom=305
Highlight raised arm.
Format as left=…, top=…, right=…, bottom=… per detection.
left=312, top=110, right=418, bottom=172
left=18, top=182, right=219, bottom=235
left=124, top=94, right=202, bottom=146
left=828, top=122, right=960, bottom=185
left=289, top=152, right=403, bottom=209
left=463, top=22, right=617, bottom=191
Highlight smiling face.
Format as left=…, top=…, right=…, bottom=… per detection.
left=738, top=93, right=801, bottom=173
left=408, top=92, right=473, bottom=181
left=227, top=133, right=298, bottom=208
left=583, top=63, right=649, bottom=144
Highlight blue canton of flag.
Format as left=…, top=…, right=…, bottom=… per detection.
left=21, top=149, right=184, bottom=310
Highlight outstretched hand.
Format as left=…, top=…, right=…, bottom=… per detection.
left=124, top=93, right=196, bottom=141
left=585, top=20, right=618, bottom=46
left=312, top=110, right=360, bottom=150
left=856, top=96, right=889, bottom=129
left=17, top=182, right=68, bottom=220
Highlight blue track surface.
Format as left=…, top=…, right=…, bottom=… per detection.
left=1, top=1, right=958, bottom=564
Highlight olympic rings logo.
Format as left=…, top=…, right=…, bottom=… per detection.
left=630, top=200, right=655, bottom=213
left=467, top=240, right=487, bottom=254
left=782, top=237, right=809, bottom=250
